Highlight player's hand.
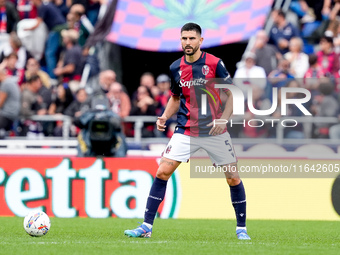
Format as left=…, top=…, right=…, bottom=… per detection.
left=207, top=119, right=226, bottom=136
left=156, top=116, right=167, bottom=132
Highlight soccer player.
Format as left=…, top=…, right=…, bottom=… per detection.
left=124, top=22, right=250, bottom=240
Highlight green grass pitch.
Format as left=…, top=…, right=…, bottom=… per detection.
left=0, top=217, right=339, bottom=255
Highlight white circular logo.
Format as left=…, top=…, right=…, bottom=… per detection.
left=202, top=65, right=209, bottom=75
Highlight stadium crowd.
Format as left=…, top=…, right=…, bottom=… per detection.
left=1, top=0, right=340, bottom=140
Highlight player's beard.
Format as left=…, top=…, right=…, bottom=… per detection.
left=183, top=45, right=199, bottom=56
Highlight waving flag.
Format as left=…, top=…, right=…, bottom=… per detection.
left=106, top=0, right=273, bottom=52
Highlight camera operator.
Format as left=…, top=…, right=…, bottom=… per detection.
left=74, top=72, right=127, bottom=157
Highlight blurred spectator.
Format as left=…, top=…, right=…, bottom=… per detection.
left=284, top=37, right=309, bottom=78
left=107, top=82, right=131, bottom=118
left=53, top=0, right=70, bottom=18
left=30, top=0, right=66, bottom=78
left=131, top=85, right=156, bottom=115
left=329, top=0, right=340, bottom=21
left=311, top=81, right=339, bottom=138
left=291, top=1, right=330, bottom=45
left=266, top=59, right=295, bottom=101
left=234, top=52, right=266, bottom=98
left=68, top=3, right=92, bottom=46
left=290, top=0, right=328, bottom=22
left=0, top=69, right=20, bottom=134
left=154, top=74, right=176, bottom=137
left=94, top=69, right=116, bottom=95
left=0, top=32, right=32, bottom=69
left=48, top=83, right=73, bottom=115
left=85, top=0, right=101, bottom=26
left=268, top=59, right=295, bottom=88
left=130, top=85, right=156, bottom=137
left=141, top=72, right=158, bottom=98
left=269, top=9, right=299, bottom=54
left=65, top=10, right=76, bottom=29
left=64, top=87, right=88, bottom=118
left=36, top=75, right=52, bottom=110
left=332, top=20, right=340, bottom=53
left=303, top=54, right=326, bottom=96
left=304, top=54, right=326, bottom=80
left=47, top=82, right=72, bottom=135
left=273, top=80, right=307, bottom=139
left=54, top=29, right=84, bottom=93
left=20, top=75, right=47, bottom=137
left=20, top=74, right=47, bottom=117
left=316, top=35, right=339, bottom=78
left=140, top=72, right=155, bottom=88
left=15, top=14, right=47, bottom=62
left=25, top=57, right=51, bottom=88
left=0, top=0, right=19, bottom=35
left=17, top=0, right=37, bottom=20
left=242, top=85, right=271, bottom=138
left=155, top=74, right=171, bottom=115
left=253, top=29, right=279, bottom=75
left=0, top=52, right=25, bottom=86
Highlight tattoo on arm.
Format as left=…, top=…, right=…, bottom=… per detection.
left=160, top=158, right=174, bottom=166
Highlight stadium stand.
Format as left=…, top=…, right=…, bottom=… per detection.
left=0, top=0, right=340, bottom=157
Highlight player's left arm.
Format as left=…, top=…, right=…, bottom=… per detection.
left=207, top=59, right=233, bottom=135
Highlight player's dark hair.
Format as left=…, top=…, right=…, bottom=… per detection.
left=181, top=23, right=202, bottom=35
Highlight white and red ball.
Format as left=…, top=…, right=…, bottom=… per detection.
left=23, top=211, right=51, bottom=237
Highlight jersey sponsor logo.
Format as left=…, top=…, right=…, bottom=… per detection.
left=179, top=78, right=208, bottom=88
left=202, top=65, right=209, bottom=75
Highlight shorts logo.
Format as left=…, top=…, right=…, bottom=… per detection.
left=202, top=65, right=209, bottom=75
left=165, top=145, right=172, bottom=154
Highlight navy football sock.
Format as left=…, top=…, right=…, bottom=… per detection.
left=230, top=181, right=246, bottom=227
left=144, top=177, right=168, bottom=225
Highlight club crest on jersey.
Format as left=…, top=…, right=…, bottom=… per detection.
left=165, top=145, right=172, bottom=154
left=202, top=65, right=209, bottom=75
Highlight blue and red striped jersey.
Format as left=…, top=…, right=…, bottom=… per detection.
left=169, top=51, right=233, bottom=137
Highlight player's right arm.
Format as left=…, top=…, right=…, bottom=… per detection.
left=156, top=96, right=180, bottom=131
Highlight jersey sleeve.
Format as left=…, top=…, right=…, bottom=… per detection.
left=216, top=59, right=233, bottom=92
left=169, top=68, right=180, bottom=97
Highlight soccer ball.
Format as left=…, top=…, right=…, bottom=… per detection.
left=23, top=211, right=51, bottom=237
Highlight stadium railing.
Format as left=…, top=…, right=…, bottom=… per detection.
left=14, top=115, right=158, bottom=141
left=29, top=115, right=73, bottom=140
left=0, top=115, right=339, bottom=156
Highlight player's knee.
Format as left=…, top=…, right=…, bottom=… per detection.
left=227, top=177, right=241, bottom=186
left=156, top=169, right=171, bottom=180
